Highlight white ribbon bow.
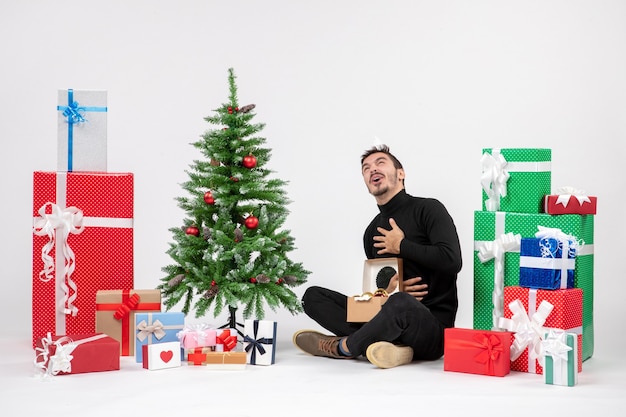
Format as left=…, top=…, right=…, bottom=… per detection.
left=136, top=319, right=166, bottom=342
left=178, top=323, right=212, bottom=345
left=555, top=186, right=592, bottom=208
left=535, top=226, right=581, bottom=258
left=542, top=329, right=573, bottom=362
left=477, top=232, right=521, bottom=330
left=34, top=333, right=77, bottom=377
left=498, top=299, right=553, bottom=370
left=33, top=202, right=85, bottom=316
left=480, top=149, right=510, bottom=212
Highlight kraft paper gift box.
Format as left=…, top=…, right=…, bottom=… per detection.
left=186, top=348, right=246, bottom=369
left=542, top=330, right=578, bottom=387
left=499, top=286, right=583, bottom=374
left=32, top=171, right=134, bottom=348
left=142, top=341, right=181, bottom=370
left=361, top=258, right=404, bottom=294
left=177, top=324, right=217, bottom=349
left=243, top=319, right=277, bottom=365
left=543, top=187, right=597, bottom=215
left=481, top=148, right=551, bottom=214
left=473, top=210, right=594, bottom=361
left=443, top=328, right=513, bottom=377
left=347, top=292, right=388, bottom=322
left=57, top=89, right=108, bottom=172
left=34, top=333, right=119, bottom=376
left=519, top=235, right=577, bottom=290
left=96, top=289, right=161, bottom=356
left=134, top=312, right=185, bottom=362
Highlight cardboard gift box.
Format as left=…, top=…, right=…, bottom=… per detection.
left=186, top=348, right=246, bottom=369
left=34, top=333, right=119, bottom=376
left=499, top=286, right=583, bottom=374
left=177, top=324, right=217, bottom=349
left=361, top=258, right=404, bottom=294
left=519, top=235, right=576, bottom=290
left=347, top=292, right=388, bottom=322
left=243, top=320, right=277, bottom=365
left=473, top=210, right=594, bottom=361
left=142, top=341, right=181, bottom=370
left=481, top=148, right=552, bottom=214
left=543, top=187, right=597, bottom=215
left=543, top=330, right=578, bottom=387
left=135, top=312, right=185, bottom=362
left=96, top=289, right=161, bottom=356
left=57, top=89, right=108, bottom=172
left=443, top=328, right=513, bottom=377
left=32, top=171, right=134, bottom=348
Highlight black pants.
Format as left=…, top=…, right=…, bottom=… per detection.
left=302, top=286, right=445, bottom=360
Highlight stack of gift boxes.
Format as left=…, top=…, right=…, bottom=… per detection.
left=32, top=89, right=277, bottom=376
left=444, top=148, right=596, bottom=387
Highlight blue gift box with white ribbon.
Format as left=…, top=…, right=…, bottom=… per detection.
left=57, top=89, right=108, bottom=172
left=134, top=312, right=185, bottom=362
left=243, top=319, right=277, bottom=365
left=519, top=237, right=576, bottom=290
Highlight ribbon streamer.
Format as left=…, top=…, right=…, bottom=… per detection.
left=33, top=202, right=85, bottom=316
left=480, top=149, right=510, bottom=212
left=477, top=232, right=521, bottom=330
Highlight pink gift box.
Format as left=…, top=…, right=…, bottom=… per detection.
left=177, top=325, right=217, bottom=349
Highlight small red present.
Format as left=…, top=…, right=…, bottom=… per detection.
left=444, top=328, right=512, bottom=377
left=499, top=286, right=583, bottom=374
left=34, top=333, right=119, bottom=376
left=543, top=187, right=597, bottom=215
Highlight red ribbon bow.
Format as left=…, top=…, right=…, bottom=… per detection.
left=113, top=293, right=140, bottom=320
left=471, top=333, right=504, bottom=375
left=216, top=330, right=237, bottom=351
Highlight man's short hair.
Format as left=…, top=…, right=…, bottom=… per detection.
left=360, top=144, right=404, bottom=170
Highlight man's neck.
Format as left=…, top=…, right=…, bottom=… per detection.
left=375, top=188, right=404, bottom=206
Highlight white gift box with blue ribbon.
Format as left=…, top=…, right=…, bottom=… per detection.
left=57, top=89, right=107, bottom=172
left=243, top=319, right=277, bottom=365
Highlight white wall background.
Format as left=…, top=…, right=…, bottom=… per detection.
left=1, top=1, right=624, bottom=356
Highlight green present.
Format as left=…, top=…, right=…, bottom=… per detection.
left=481, top=148, right=551, bottom=213
left=473, top=210, right=594, bottom=360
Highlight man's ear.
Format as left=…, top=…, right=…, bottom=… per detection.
left=397, top=168, right=405, bottom=181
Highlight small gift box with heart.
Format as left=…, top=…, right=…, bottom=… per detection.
left=134, top=312, right=185, bottom=362
left=142, top=341, right=181, bottom=370
left=243, top=320, right=277, bottom=365
left=34, top=333, right=120, bottom=377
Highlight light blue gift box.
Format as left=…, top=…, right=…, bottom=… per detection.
left=135, top=312, right=185, bottom=362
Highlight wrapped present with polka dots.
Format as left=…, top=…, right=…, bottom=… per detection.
left=32, top=171, right=134, bottom=348
left=498, top=286, right=583, bottom=375
left=473, top=210, right=594, bottom=361
left=57, top=89, right=108, bottom=172
left=481, top=148, right=552, bottom=214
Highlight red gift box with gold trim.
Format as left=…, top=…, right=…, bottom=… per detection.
left=32, top=172, right=134, bottom=348
left=501, top=286, right=583, bottom=374
left=444, top=328, right=513, bottom=377
left=96, top=289, right=161, bottom=356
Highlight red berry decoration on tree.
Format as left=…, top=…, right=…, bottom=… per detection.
left=244, top=215, right=259, bottom=230
left=242, top=154, right=257, bottom=169
left=204, top=191, right=215, bottom=205
left=228, top=106, right=233, bottom=114
left=249, top=277, right=257, bottom=284
left=275, top=278, right=284, bottom=285
left=230, top=176, right=239, bottom=182
left=185, top=225, right=200, bottom=237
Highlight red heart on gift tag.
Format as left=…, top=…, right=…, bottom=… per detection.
left=160, top=350, right=173, bottom=363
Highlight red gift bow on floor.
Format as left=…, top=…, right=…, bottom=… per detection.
left=216, top=330, right=237, bottom=351
left=447, top=332, right=504, bottom=376
left=187, top=347, right=210, bottom=365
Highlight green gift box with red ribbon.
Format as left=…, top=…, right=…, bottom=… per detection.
left=473, top=210, right=594, bottom=361
left=96, top=289, right=161, bottom=356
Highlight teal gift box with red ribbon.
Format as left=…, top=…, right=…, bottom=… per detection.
left=57, top=89, right=108, bottom=172
left=243, top=319, right=277, bottom=365
left=443, top=328, right=513, bottom=377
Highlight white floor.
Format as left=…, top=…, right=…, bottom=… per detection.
left=2, top=321, right=624, bottom=416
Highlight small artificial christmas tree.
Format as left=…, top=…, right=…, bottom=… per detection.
left=159, top=68, right=310, bottom=326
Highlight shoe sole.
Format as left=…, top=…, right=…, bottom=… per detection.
left=292, top=329, right=328, bottom=355
left=366, top=341, right=414, bottom=369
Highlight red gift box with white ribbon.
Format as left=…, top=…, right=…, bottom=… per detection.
left=543, top=186, right=597, bottom=215
left=32, top=172, right=134, bottom=348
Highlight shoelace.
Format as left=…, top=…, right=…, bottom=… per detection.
left=318, top=338, right=339, bottom=357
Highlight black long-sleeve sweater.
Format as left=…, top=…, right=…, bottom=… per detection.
left=363, top=189, right=462, bottom=328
